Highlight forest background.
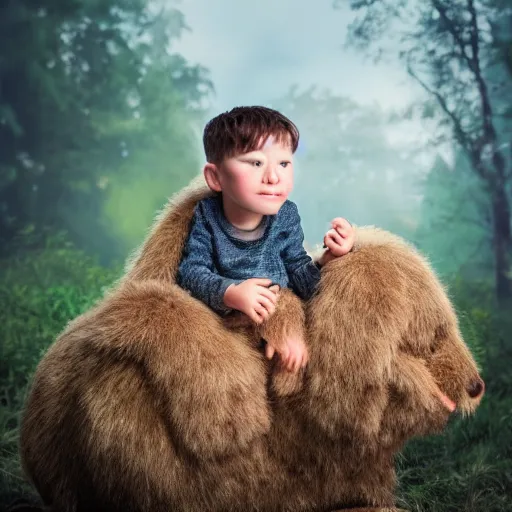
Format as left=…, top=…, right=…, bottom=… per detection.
left=1, top=0, right=511, bottom=510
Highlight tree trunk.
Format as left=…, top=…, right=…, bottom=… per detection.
left=492, top=185, right=511, bottom=300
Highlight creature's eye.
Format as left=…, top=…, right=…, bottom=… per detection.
left=431, top=324, right=446, bottom=353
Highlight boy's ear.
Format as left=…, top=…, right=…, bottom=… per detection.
left=203, top=163, right=222, bottom=192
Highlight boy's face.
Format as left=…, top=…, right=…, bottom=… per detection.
left=205, top=135, right=294, bottom=218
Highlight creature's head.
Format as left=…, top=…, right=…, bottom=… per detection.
left=305, top=227, right=484, bottom=450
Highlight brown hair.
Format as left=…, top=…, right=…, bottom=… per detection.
left=203, top=106, right=300, bottom=165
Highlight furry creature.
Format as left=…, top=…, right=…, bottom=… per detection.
left=19, top=179, right=485, bottom=512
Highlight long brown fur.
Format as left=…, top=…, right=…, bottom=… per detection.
left=19, top=176, right=484, bottom=512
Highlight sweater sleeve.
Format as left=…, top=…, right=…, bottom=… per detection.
left=177, top=203, right=241, bottom=314
left=280, top=202, right=321, bottom=301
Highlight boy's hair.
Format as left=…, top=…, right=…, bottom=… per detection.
left=203, top=106, right=300, bottom=165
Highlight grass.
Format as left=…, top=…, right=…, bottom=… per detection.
left=0, top=235, right=120, bottom=508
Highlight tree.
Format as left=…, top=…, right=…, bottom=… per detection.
left=341, top=0, right=512, bottom=300
left=0, top=0, right=212, bottom=262
left=414, top=152, right=492, bottom=278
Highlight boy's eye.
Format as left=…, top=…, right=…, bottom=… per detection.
left=250, top=160, right=262, bottom=167
left=280, top=161, right=290, bottom=168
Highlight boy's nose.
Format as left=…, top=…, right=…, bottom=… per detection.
left=263, top=167, right=279, bottom=183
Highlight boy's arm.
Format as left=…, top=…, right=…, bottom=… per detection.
left=177, top=204, right=241, bottom=314
left=280, top=203, right=321, bottom=301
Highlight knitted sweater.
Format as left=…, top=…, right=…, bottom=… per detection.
left=177, top=194, right=321, bottom=314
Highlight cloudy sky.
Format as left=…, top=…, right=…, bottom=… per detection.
left=172, top=0, right=419, bottom=114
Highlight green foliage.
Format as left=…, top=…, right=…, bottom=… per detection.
left=0, top=0, right=211, bottom=263
left=0, top=232, right=120, bottom=505
left=414, top=151, right=493, bottom=281
left=102, top=60, right=208, bottom=252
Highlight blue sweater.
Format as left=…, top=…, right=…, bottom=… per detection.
left=177, top=194, right=321, bottom=314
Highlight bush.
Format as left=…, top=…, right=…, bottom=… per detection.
left=0, top=232, right=120, bottom=505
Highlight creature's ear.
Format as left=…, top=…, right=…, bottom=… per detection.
left=305, top=246, right=406, bottom=448
left=124, top=175, right=211, bottom=283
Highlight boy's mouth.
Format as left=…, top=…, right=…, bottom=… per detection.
left=259, top=192, right=282, bottom=197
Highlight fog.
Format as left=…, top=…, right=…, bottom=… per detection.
left=171, top=0, right=434, bottom=247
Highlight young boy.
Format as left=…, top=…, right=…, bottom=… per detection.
left=177, top=106, right=355, bottom=372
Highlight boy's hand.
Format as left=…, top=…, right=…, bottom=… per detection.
left=323, top=217, right=355, bottom=259
left=223, top=278, right=279, bottom=325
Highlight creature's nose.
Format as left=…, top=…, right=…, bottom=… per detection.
left=467, top=378, right=485, bottom=398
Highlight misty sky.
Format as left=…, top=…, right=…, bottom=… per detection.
left=170, top=0, right=433, bottom=242
left=172, top=0, right=418, bottom=114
